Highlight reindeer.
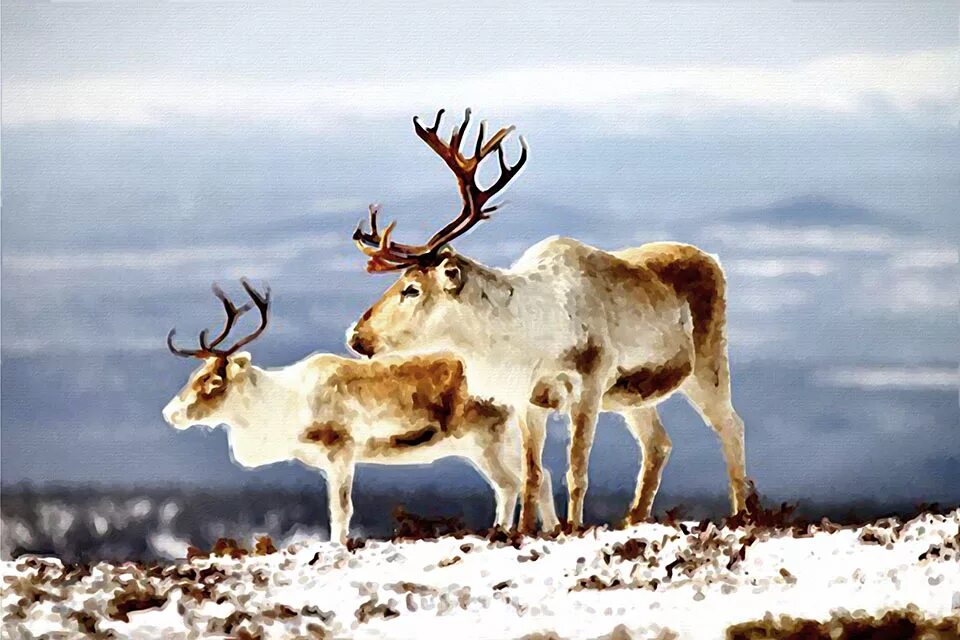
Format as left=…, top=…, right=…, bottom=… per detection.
left=162, top=279, right=559, bottom=543
left=348, top=109, right=748, bottom=533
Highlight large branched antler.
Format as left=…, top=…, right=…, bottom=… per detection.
left=353, top=108, right=528, bottom=272
left=167, top=279, right=271, bottom=360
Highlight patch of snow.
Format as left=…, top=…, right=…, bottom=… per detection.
left=3, top=511, right=958, bottom=639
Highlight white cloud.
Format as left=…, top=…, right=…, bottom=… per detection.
left=732, top=286, right=812, bottom=311
left=0, top=336, right=162, bottom=356
left=3, top=48, right=955, bottom=128
left=707, top=224, right=901, bottom=253
left=313, top=198, right=370, bottom=215
left=890, top=248, right=959, bottom=271
left=864, top=273, right=959, bottom=314
left=708, top=223, right=958, bottom=259
left=726, top=257, right=834, bottom=278
left=0, top=234, right=342, bottom=273
left=815, top=367, right=959, bottom=390
left=726, top=325, right=787, bottom=349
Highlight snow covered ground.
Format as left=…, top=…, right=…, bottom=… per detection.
left=3, top=510, right=958, bottom=639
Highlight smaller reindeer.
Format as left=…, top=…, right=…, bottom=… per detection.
left=163, top=280, right=557, bottom=543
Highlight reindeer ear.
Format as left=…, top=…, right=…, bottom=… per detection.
left=225, top=352, right=252, bottom=381
left=438, top=256, right=465, bottom=295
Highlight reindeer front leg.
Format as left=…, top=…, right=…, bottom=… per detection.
left=566, top=384, right=602, bottom=530
left=518, top=408, right=547, bottom=535
left=325, top=457, right=356, bottom=544
left=526, top=406, right=560, bottom=532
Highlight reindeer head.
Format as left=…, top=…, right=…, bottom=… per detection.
left=163, top=279, right=270, bottom=429
left=348, top=109, right=526, bottom=357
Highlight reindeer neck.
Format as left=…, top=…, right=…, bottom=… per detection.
left=437, top=258, right=558, bottom=403
left=459, top=256, right=518, bottom=306
left=219, top=360, right=317, bottom=433
left=445, top=252, right=582, bottom=405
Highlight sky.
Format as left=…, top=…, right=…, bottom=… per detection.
left=1, top=1, right=958, bottom=505
left=3, top=2, right=957, bottom=135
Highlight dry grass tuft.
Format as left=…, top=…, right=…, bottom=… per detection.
left=105, top=581, right=167, bottom=622
left=391, top=506, right=468, bottom=540
left=253, top=535, right=277, bottom=555
left=726, top=606, right=960, bottom=640
left=723, top=481, right=799, bottom=531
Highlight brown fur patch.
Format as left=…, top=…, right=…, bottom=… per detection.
left=326, top=356, right=468, bottom=433
left=338, top=484, right=351, bottom=511
left=616, top=243, right=727, bottom=384
left=184, top=363, right=230, bottom=420
left=389, top=426, right=439, bottom=448
left=365, top=399, right=507, bottom=455
left=322, top=354, right=509, bottom=457
left=610, top=352, right=692, bottom=402
left=530, top=380, right=562, bottom=409
left=563, top=338, right=603, bottom=376
left=463, top=397, right=509, bottom=425
left=300, top=421, right=350, bottom=447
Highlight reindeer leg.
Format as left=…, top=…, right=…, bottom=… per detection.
left=623, top=406, right=672, bottom=523
left=566, top=386, right=602, bottom=530
left=526, top=406, right=559, bottom=532
left=325, top=458, right=355, bottom=544
left=475, top=440, right=521, bottom=528
left=518, top=408, right=547, bottom=534
left=683, top=379, right=747, bottom=515
left=538, top=467, right=559, bottom=532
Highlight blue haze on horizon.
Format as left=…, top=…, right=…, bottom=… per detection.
left=1, top=1, right=958, bottom=505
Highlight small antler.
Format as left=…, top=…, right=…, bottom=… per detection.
left=353, top=108, right=528, bottom=272
left=198, top=283, right=252, bottom=352
left=167, top=279, right=271, bottom=359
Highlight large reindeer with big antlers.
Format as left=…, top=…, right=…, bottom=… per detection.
left=349, top=109, right=748, bottom=533
left=164, top=279, right=559, bottom=543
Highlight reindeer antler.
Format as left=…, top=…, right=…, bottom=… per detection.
left=353, top=108, right=528, bottom=272
left=167, top=279, right=271, bottom=359
left=198, top=283, right=252, bottom=352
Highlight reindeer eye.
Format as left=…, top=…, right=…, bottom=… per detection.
left=400, top=285, right=420, bottom=299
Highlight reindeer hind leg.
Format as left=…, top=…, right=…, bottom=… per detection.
left=325, top=459, right=356, bottom=544
left=621, top=406, right=672, bottom=524
left=682, top=356, right=747, bottom=515
left=475, top=436, right=521, bottom=528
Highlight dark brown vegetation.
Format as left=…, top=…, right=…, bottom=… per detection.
left=187, top=534, right=279, bottom=560
left=354, top=596, right=400, bottom=623
left=721, top=481, right=799, bottom=530
left=105, top=581, right=167, bottom=622
left=391, top=506, right=468, bottom=540
left=390, top=505, right=532, bottom=549
left=726, top=607, right=960, bottom=640
left=918, top=529, right=959, bottom=562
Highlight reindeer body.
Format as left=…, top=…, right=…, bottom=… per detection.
left=351, top=237, right=746, bottom=530
left=437, top=236, right=694, bottom=406
left=164, top=291, right=559, bottom=543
